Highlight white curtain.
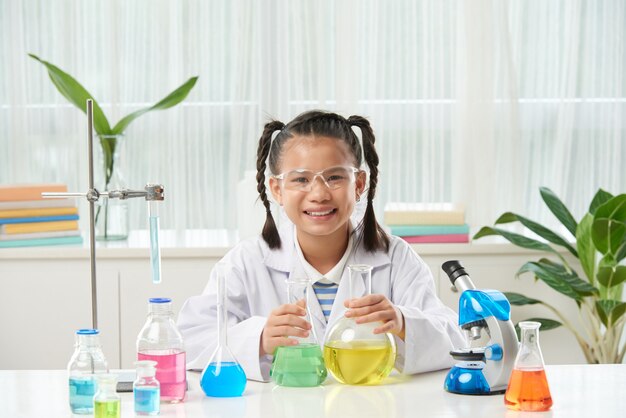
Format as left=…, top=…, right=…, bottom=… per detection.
left=1, top=0, right=624, bottom=234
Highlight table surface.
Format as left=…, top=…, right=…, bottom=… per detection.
left=2, top=365, right=624, bottom=418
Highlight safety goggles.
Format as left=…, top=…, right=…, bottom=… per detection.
left=273, top=165, right=361, bottom=192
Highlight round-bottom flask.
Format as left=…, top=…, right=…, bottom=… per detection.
left=504, top=321, right=553, bottom=411
left=200, top=263, right=247, bottom=397
left=270, top=278, right=327, bottom=387
left=324, top=264, right=396, bottom=385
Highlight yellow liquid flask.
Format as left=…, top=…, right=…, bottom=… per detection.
left=270, top=277, right=327, bottom=387
left=324, top=264, right=396, bottom=385
left=504, top=321, right=553, bottom=412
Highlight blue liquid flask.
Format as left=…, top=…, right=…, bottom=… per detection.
left=67, top=329, right=108, bottom=414
left=200, top=262, right=247, bottom=397
left=134, top=360, right=160, bottom=415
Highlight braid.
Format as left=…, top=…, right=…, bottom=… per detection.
left=348, top=115, right=390, bottom=252
left=256, top=120, right=285, bottom=249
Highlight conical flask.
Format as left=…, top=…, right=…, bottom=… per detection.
left=323, top=264, right=396, bottom=385
left=200, top=262, right=247, bottom=397
left=270, top=277, right=327, bottom=387
left=504, top=321, right=553, bottom=411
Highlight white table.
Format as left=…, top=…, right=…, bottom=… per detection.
left=2, top=365, right=624, bottom=418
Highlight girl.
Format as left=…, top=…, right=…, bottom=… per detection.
left=177, top=110, right=464, bottom=381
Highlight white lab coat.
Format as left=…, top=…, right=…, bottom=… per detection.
left=177, top=222, right=465, bottom=382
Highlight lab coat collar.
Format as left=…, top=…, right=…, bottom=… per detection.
left=262, top=221, right=390, bottom=273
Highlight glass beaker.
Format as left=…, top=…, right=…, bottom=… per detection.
left=94, top=374, right=120, bottom=418
left=137, top=297, right=186, bottom=403
left=67, top=329, right=108, bottom=414
left=323, top=264, right=396, bottom=385
left=200, top=262, right=247, bottom=397
left=134, top=360, right=160, bottom=416
left=504, top=321, right=553, bottom=411
left=270, top=277, right=327, bottom=387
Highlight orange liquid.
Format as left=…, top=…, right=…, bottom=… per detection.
left=504, top=369, right=553, bottom=411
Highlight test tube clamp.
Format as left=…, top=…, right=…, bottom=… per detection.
left=42, top=99, right=164, bottom=329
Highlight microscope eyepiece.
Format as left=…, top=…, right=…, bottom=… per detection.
left=442, top=260, right=469, bottom=285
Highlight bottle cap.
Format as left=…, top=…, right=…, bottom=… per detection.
left=76, top=329, right=99, bottom=335
left=149, top=297, right=171, bottom=304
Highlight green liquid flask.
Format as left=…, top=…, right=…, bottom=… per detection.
left=324, top=265, right=396, bottom=385
left=94, top=374, right=120, bottom=418
left=270, top=277, right=327, bottom=387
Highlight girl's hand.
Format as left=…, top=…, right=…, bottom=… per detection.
left=260, top=299, right=311, bottom=356
left=344, top=294, right=405, bottom=339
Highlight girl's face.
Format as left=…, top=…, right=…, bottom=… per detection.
left=269, top=135, right=366, bottom=242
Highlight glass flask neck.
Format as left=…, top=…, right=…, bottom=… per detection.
left=515, top=321, right=546, bottom=370
left=520, top=323, right=540, bottom=347
left=216, top=269, right=228, bottom=347
left=76, top=333, right=102, bottom=349
left=149, top=302, right=173, bottom=316
left=286, top=278, right=317, bottom=344
left=348, top=264, right=372, bottom=299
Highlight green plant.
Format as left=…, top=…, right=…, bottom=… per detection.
left=29, top=53, right=198, bottom=192
left=474, top=187, right=626, bottom=364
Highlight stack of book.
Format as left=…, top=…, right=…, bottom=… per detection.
left=384, top=202, right=469, bottom=244
left=0, top=184, right=83, bottom=248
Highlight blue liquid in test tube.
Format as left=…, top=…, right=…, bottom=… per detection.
left=148, top=202, right=161, bottom=284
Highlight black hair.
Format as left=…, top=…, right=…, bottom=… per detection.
left=255, top=110, right=389, bottom=253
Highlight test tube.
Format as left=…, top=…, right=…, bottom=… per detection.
left=148, top=201, right=162, bottom=284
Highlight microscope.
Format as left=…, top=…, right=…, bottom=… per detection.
left=441, top=260, right=519, bottom=395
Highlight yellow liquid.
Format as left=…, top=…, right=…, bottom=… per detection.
left=323, top=340, right=395, bottom=385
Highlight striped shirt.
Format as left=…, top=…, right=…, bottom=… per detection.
left=295, top=229, right=353, bottom=322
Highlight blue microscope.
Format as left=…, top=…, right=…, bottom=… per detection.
left=441, top=260, right=519, bottom=395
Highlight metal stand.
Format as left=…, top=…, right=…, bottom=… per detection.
left=42, top=99, right=164, bottom=329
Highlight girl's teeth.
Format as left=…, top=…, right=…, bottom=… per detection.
left=308, top=209, right=333, bottom=216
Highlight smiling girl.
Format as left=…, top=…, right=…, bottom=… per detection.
left=177, top=110, right=464, bottom=381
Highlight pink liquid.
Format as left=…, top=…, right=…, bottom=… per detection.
left=138, top=349, right=186, bottom=403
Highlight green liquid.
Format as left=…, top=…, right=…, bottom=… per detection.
left=94, top=400, right=120, bottom=418
left=270, top=343, right=327, bottom=387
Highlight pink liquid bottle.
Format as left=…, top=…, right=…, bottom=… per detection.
left=137, top=298, right=186, bottom=403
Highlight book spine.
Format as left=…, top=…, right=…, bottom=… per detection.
left=0, top=184, right=68, bottom=202
left=390, top=224, right=470, bottom=236
left=402, top=234, right=470, bottom=244
left=0, top=236, right=83, bottom=248
left=0, top=198, right=75, bottom=210
left=384, top=211, right=465, bottom=225
left=0, top=207, right=78, bottom=219
left=0, top=230, right=81, bottom=241
left=2, top=220, right=79, bottom=234
left=0, top=215, right=79, bottom=225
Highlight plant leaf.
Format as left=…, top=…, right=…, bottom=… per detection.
left=28, top=53, right=111, bottom=134
left=111, top=76, right=198, bottom=134
left=514, top=318, right=562, bottom=338
left=595, top=300, right=626, bottom=327
left=616, top=239, right=626, bottom=263
left=495, top=212, right=578, bottom=257
left=592, top=194, right=626, bottom=256
left=589, top=189, right=613, bottom=215
left=504, top=292, right=542, bottom=306
left=517, top=260, right=597, bottom=301
left=539, top=187, right=577, bottom=237
left=473, top=226, right=561, bottom=256
left=576, top=213, right=596, bottom=283
left=596, top=266, right=626, bottom=288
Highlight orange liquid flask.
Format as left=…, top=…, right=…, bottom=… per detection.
left=504, top=321, right=553, bottom=411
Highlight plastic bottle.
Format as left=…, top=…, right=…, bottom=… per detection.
left=137, top=297, right=186, bottom=403
left=94, top=374, right=120, bottom=418
left=134, top=360, right=160, bottom=415
left=504, top=321, right=553, bottom=411
left=67, top=329, right=108, bottom=414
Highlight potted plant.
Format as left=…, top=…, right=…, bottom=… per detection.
left=474, top=187, right=626, bottom=363
left=29, top=53, right=198, bottom=240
